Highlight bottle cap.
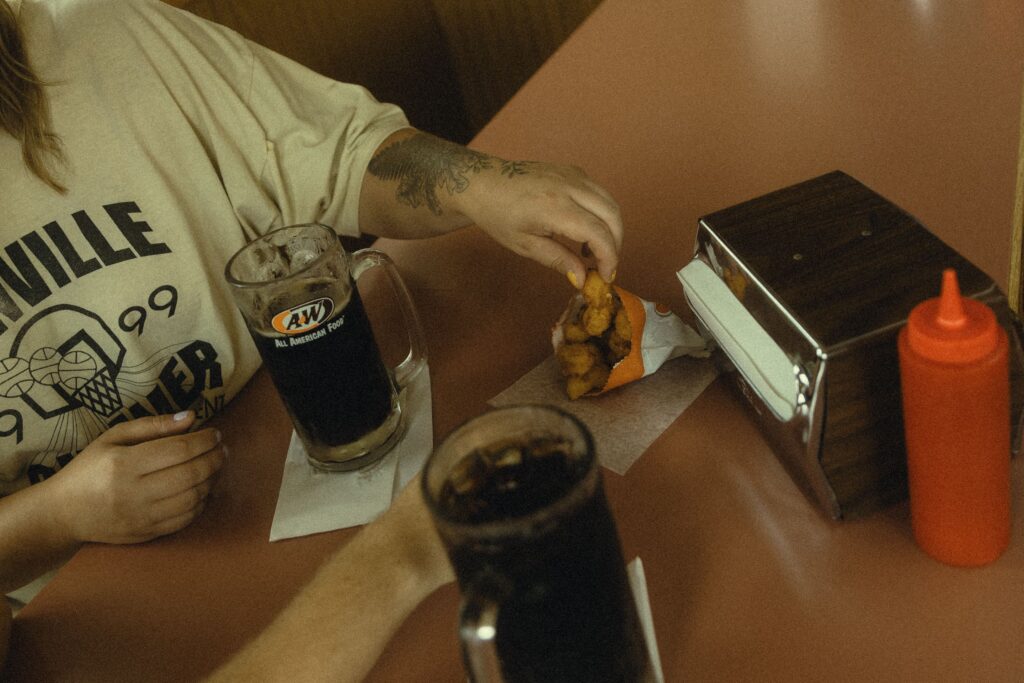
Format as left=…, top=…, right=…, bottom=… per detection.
left=905, top=269, right=999, bottom=364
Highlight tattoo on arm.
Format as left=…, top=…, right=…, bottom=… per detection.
left=368, top=134, right=534, bottom=215
left=500, top=160, right=532, bottom=177
left=368, top=133, right=493, bottom=215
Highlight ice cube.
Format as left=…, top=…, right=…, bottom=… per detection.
left=253, top=262, right=285, bottom=282
left=284, top=236, right=322, bottom=271
left=289, top=249, right=318, bottom=271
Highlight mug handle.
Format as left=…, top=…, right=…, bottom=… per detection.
left=349, top=249, right=427, bottom=387
left=459, top=588, right=506, bottom=683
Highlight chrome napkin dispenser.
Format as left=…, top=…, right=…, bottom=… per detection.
left=678, top=171, right=1024, bottom=520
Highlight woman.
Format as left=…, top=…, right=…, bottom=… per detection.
left=0, top=0, right=622, bottom=675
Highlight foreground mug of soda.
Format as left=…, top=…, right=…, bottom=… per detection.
left=423, top=405, right=652, bottom=682
left=225, top=223, right=425, bottom=471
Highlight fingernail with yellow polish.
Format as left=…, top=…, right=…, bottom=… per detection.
left=567, top=271, right=579, bottom=288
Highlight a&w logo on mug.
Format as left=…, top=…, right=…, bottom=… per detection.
left=272, top=297, right=335, bottom=335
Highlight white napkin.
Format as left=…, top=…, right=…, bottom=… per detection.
left=269, top=368, right=433, bottom=542
left=489, top=355, right=717, bottom=475
left=628, top=557, right=665, bottom=683
left=678, top=259, right=796, bottom=421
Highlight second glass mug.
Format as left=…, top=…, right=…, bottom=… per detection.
left=224, top=223, right=426, bottom=471
left=423, top=405, right=653, bottom=682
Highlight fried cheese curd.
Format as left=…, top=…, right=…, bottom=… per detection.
left=556, top=271, right=632, bottom=399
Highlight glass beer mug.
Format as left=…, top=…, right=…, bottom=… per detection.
left=422, top=405, right=652, bottom=682
left=225, top=223, right=425, bottom=471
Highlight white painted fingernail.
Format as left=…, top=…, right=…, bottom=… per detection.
left=173, top=411, right=190, bottom=422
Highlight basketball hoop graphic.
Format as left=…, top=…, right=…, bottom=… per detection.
left=59, top=349, right=124, bottom=416
left=9, top=305, right=126, bottom=419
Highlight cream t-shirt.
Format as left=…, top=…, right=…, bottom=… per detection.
left=0, top=0, right=409, bottom=497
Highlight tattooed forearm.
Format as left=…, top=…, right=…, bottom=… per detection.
left=368, top=133, right=493, bottom=215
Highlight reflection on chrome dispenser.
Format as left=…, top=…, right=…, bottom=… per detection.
left=677, top=171, right=1024, bottom=520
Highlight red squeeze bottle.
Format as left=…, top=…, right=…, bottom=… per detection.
left=897, top=268, right=1011, bottom=566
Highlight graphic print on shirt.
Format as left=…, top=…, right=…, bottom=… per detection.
left=0, top=203, right=226, bottom=484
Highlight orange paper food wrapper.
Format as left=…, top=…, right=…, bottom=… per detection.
left=552, top=284, right=710, bottom=398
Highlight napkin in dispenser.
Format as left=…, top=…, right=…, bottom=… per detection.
left=677, top=171, right=1024, bottom=520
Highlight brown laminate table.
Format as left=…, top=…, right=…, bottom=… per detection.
left=7, top=1, right=1024, bottom=680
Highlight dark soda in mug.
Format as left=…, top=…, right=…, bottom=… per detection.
left=249, top=286, right=398, bottom=455
left=426, top=407, right=651, bottom=682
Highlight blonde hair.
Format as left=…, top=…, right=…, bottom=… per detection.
left=0, top=1, right=65, bottom=193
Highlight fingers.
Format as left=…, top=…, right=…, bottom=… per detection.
left=129, top=441, right=224, bottom=540
left=521, top=234, right=588, bottom=289
left=549, top=165, right=622, bottom=282
left=146, top=503, right=207, bottom=540
left=572, top=181, right=624, bottom=253
left=113, top=480, right=212, bottom=544
left=543, top=199, right=620, bottom=286
left=142, top=441, right=227, bottom=498
left=49, top=413, right=225, bottom=546
left=131, top=427, right=223, bottom=475
left=148, top=477, right=214, bottom=523
left=532, top=167, right=622, bottom=285
left=471, top=158, right=624, bottom=285
left=567, top=183, right=622, bottom=283
left=99, top=411, right=196, bottom=446
left=572, top=205, right=620, bottom=283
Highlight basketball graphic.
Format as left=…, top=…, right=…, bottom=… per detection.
left=10, top=305, right=127, bottom=419
left=30, top=348, right=62, bottom=386
left=0, top=357, right=34, bottom=398
left=58, top=351, right=99, bottom=391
